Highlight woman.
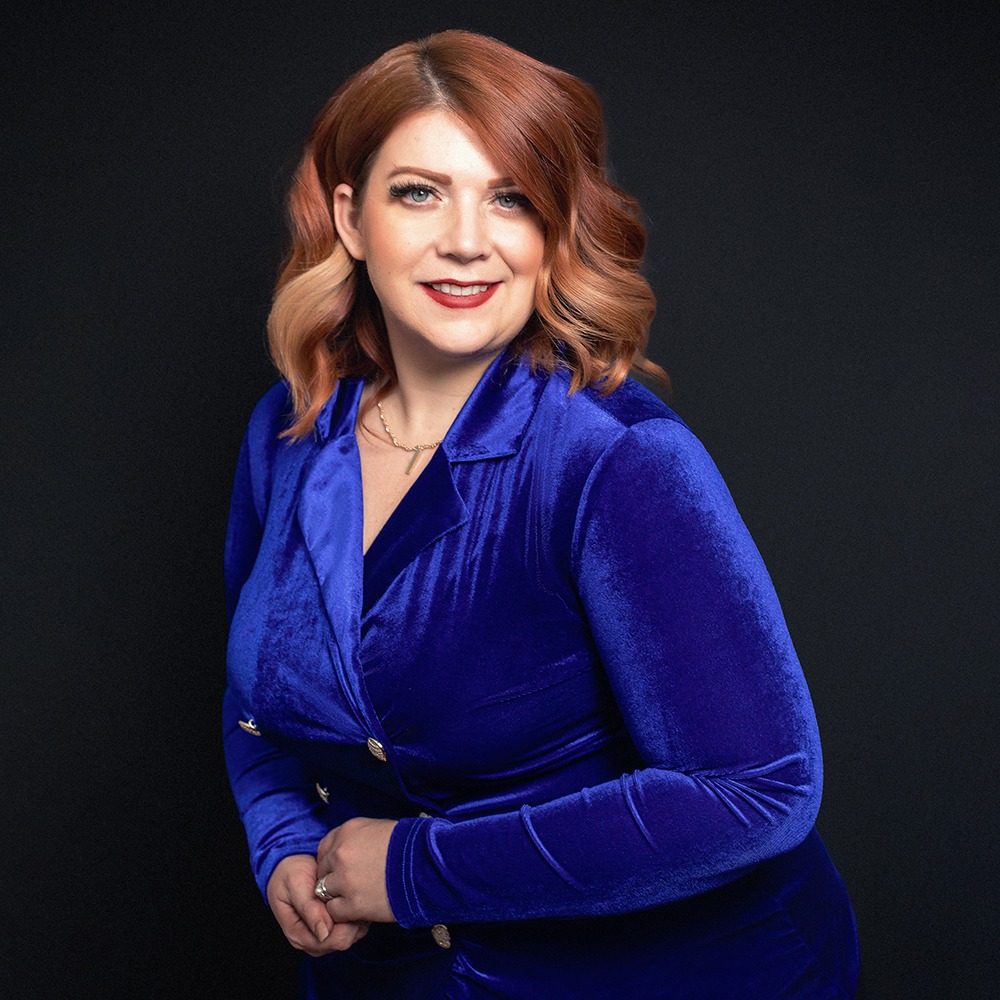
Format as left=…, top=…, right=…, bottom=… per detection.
left=224, top=30, right=860, bottom=999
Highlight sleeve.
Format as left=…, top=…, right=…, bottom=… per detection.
left=385, top=417, right=823, bottom=925
left=222, top=387, right=350, bottom=901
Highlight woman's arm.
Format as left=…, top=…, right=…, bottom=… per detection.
left=222, top=388, right=357, bottom=892
left=381, top=417, right=822, bottom=927
left=222, top=687, right=336, bottom=897
left=224, top=386, right=374, bottom=951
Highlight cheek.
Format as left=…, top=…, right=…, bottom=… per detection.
left=362, top=228, right=393, bottom=270
left=360, top=210, right=418, bottom=269
left=514, top=229, right=545, bottom=279
left=364, top=249, right=407, bottom=293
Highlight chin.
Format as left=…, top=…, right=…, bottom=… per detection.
left=409, top=330, right=519, bottom=364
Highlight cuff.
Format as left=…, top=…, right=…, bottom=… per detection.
left=385, top=815, right=431, bottom=928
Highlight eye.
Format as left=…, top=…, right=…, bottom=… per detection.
left=389, top=182, right=435, bottom=204
left=494, top=190, right=531, bottom=211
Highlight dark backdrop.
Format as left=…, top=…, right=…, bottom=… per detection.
left=3, top=2, right=995, bottom=997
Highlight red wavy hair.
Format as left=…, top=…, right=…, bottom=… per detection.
left=269, top=30, right=665, bottom=439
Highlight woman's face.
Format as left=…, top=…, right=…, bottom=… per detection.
left=334, top=109, right=544, bottom=370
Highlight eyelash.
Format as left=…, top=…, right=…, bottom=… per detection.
left=494, top=190, right=532, bottom=211
left=389, top=182, right=435, bottom=204
left=388, top=182, right=532, bottom=212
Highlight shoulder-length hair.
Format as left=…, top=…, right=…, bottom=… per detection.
left=270, top=29, right=665, bottom=439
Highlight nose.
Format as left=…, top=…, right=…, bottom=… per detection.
left=437, top=197, right=491, bottom=262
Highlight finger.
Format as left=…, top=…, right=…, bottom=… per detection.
left=280, top=872, right=334, bottom=944
left=324, top=895, right=362, bottom=924
left=295, top=891, right=335, bottom=943
left=316, top=826, right=338, bottom=857
left=271, top=900, right=330, bottom=956
left=275, top=903, right=367, bottom=957
left=326, top=920, right=370, bottom=952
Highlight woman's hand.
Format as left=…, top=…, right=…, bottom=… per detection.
left=266, top=854, right=371, bottom=955
left=315, top=817, right=398, bottom=924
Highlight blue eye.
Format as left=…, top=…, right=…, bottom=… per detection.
left=495, top=191, right=531, bottom=211
left=389, top=183, right=434, bottom=204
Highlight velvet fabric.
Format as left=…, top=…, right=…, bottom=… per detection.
left=224, top=350, right=859, bottom=998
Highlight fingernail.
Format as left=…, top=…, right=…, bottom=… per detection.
left=316, top=922, right=330, bottom=942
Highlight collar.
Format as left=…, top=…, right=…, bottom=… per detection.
left=312, top=349, right=549, bottom=461
left=314, top=376, right=364, bottom=444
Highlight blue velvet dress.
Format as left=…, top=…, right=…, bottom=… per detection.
left=224, top=349, right=859, bottom=998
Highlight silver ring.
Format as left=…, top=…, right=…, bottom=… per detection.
left=314, top=876, right=333, bottom=901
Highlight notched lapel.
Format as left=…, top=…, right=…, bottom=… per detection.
left=296, top=352, right=545, bottom=626
left=295, top=376, right=368, bottom=703
left=294, top=375, right=469, bottom=670
left=297, top=433, right=365, bottom=649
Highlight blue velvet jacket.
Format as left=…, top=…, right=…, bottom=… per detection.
left=224, top=351, right=859, bottom=998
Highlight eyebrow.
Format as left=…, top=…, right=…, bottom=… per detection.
left=387, top=166, right=517, bottom=189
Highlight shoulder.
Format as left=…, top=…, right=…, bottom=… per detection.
left=527, top=371, right=729, bottom=553
left=539, top=369, right=705, bottom=473
left=559, top=383, right=749, bottom=573
left=537, top=367, right=688, bottom=439
left=543, top=373, right=739, bottom=535
left=244, top=381, right=294, bottom=453
left=231, top=382, right=297, bottom=520
left=577, top=375, right=687, bottom=434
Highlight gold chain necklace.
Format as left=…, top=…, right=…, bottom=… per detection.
left=376, top=401, right=443, bottom=474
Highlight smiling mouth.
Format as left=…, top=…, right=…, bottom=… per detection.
left=421, top=281, right=500, bottom=309
left=427, top=282, right=494, bottom=296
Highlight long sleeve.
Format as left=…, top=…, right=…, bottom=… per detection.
left=222, top=386, right=348, bottom=899
left=386, top=417, right=822, bottom=925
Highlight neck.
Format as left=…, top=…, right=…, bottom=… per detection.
left=377, top=344, right=504, bottom=444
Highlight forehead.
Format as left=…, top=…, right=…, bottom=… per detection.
left=369, top=109, right=507, bottom=180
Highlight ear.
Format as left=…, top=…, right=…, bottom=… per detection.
left=333, top=183, right=365, bottom=261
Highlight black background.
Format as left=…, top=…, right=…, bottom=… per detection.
left=3, top=2, right=995, bottom=997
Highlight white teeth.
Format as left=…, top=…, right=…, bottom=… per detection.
left=429, top=282, right=491, bottom=296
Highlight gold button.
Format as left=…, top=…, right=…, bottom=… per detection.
left=238, top=718, right=262, bottom=736
left=431, top=924, right=451, bottom=949
left=366, top=737, right=387, bottom=762
left=316, top=784, right=330, bottom=804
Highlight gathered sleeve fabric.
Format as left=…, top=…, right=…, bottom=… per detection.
left=222, top=384, right=352, bottom=900
left=386, top=416, right=822, bottom=926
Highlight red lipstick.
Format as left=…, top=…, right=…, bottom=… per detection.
left=422, top=281, right=499, bottom=309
